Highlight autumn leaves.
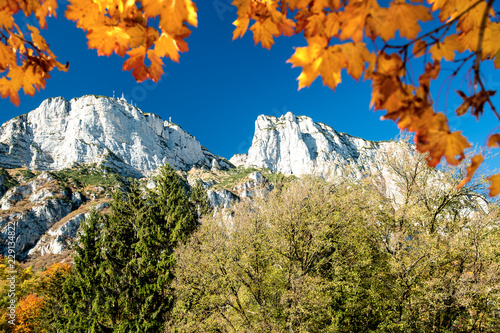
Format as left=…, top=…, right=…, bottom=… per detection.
left=232, top=0, right=500, bottom=196
left=1, top=0, right=500, bottom=195
left=66, top=0, right=197, bottom=82
left=0, top=0, right=197, bottom=107
left=0, top=0, right=67, bottom=106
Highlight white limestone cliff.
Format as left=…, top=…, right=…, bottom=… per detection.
left=236, top=112, right=401, bottom=180
left=0, top=95, right=231, bottom=177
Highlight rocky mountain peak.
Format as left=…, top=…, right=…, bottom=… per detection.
left=0, top=95, right=232, bottom=177
left=231, top=111, right=397, bottom=180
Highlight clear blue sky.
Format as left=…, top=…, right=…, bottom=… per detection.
left=1, top=0, right=500, bottom=172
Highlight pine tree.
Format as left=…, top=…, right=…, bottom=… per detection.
left=58, top=164, right=201, bottom=332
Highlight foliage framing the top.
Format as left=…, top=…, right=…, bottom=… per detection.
left=1, top=0, right=500, bottom=194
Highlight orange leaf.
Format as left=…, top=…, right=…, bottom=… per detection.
left=233, top=17, right=250, bottom=40
left=416, top=113, right=470, bottom=167
left=379, top=3, right=432, bottom=41
left=123, top=46, right=148, bottom=81
left=412, top=40, right=427, bottom=58
left=457, top=154, right=484, bottom=188
left=147, top=49, right=164, bottom=82
left=488, top=173, right=500, bottom=196
left=154, top=33, right=180, bottom=62
left=487, top=134, right=500, bottom=148
left=429, top=34, right=465, bottom=62
left=250, top=19, right=279, bottom=50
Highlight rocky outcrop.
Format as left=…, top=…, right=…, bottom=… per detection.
left=28, top=202, right=110, bottom=257
left=206, top=171, right=273, bottom=209
left=237, top=112, right=400, bottom=180
left=0, top=95, right=232, bottom=177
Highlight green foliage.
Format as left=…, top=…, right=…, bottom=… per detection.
left=212, top=167, right=295, bottom=190
left=55, top=164, right=199, bottom=333
left=14, top=169, right=36, bottom=181
left=0, top=167, right=19, bottom=190
left=171, top=150, right=500, bottom=332
left=49, top=164, right=127, bottom=188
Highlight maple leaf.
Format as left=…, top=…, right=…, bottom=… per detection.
left=233, top=17, right=250, bottom=40
left=0, top=8, right=15, bottom=29
left=159, top=0, right=198, bottom=34
left=305, top=12, right=326, bottom=37
left=457, top=154, right=484, bottom=189
left=416, top=113, right=470, bottom=167
left=123, top=46, right=148, bottom=81
left=250, top=19, right=279, bottom=50
left=324, top=12, right=340, bottom=37
left=147, top=49, right=164, bottom=81
left=87, top=26, right=131, bottom=57
left=232, top=0, right=252, bottom=16
left=155, top=33, right=180, bottom=62
left=379, top=3, right=432, bottom=41
left=338, top=2, right=369, bottom=43
left=65, top=0, right=103, bottom=30
left=35, top=0, right=58, bottom=29
left=288, top=36, right=328, bottom=89
left=429, top=34, right=465, bottom=62
left=0, top=43, right=16, bottom=70
left=340, top=42, right=371, bottom=80
left=487, top=173, right=500, bottom=197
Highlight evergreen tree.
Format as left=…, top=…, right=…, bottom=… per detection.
left=58, top=164, right=201, bottom=332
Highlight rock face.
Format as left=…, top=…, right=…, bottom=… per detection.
left=237, top=112, right=399, bottom=180
left=0, top=172, right=74, bottom=259
left=28, top=202, right=110, bottom=257
left=0, top=95, right=232, bottom=177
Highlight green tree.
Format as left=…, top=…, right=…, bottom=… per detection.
left=57, top=164, right=201, bottom=332
left=171, top=144, right=500, bottom=332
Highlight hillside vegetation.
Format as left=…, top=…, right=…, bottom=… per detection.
left=1, top=154, right=499, bottom=332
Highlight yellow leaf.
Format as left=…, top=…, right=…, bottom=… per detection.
left=35, top=0, right=58, bottom=29
left=339, top=2, right=368, bottom=43
left=65, top=0, right=103, bottom=30
left=430, top=34, right=465, bottom=61
left=250, top=19, right=279, bottom=50
left=319, top=48, right=343, bottom=90
left=233, top=17, right=250, bottom=40
left=154, top=33, right=180, bottom=62
left=287, top=36, right=328, bottom=89
left=324, top=12, right=339, bottom=38
left=0, top=42, right=16, bottom=70
left=380, top=3, right=432, bottom=40
left=232, top=0, right=252, bottom=16
left=457, top=154, right=484, bottom=189
left=0, top=8, right=14, bottom=29
left=159, top=0, right=198, bottom=34
left=27, top=25, right=49, bottom=51
left=340, top=42, right=371, bottom=80
left=87, top=26, right=131, bottom=57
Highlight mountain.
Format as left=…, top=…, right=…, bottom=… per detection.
left=230, top=111, right=401, bottom=180
left=0, top=95, right=411, bottom=266
left=0, top=95, right=232, bottom=178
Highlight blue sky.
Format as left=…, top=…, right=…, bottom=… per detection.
left=2, top=0, right=500, bottom=173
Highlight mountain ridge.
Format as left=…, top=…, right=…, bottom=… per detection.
left=0, top=94, right=410, bottom=264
